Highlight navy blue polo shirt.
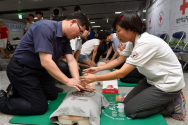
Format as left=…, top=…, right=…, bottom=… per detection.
left=14, top=20, right=72, bottom=69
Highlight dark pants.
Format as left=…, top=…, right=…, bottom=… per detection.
left=120, top=68, right=145, bottom=83
left=57, top=60, right=81, bottom=78
left=124, top=78, right=181, bottom=118
left=0, top=58, right=58, bottom=115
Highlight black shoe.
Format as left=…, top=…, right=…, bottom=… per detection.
left=6, top=84, right=16, bottom=97
left=0, top=90, right=7, bottom=98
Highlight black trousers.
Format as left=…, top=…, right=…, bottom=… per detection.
left=120, top=68, right=145, bottom=83
left=0, top=58, right=58, bottom=115
left=124, top=78, right=181, bottom=118
left=57, top=60, right=81, bottom=78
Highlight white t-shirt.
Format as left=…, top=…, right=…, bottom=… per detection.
left=111, top=33, right=121, bottom=52
left=121, top=42, right=133, bottom=57
left=81, top=39, right=100, bottom=56
left=125, top=32, right=185, bottom=92
left=70, top=37, right=82, bottom=53
left=25, top=21, right=34, bottom=31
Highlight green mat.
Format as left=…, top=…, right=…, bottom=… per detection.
left=9, top=93, right=167, bottom=125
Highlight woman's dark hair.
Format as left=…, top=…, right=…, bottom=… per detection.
left=112, top=10, right=146, bottom=35
left=66, top=12, right=89, bottom=30
left=102, top=31, right=111, bottom=39
left=98, top=32, right=104, bottom=40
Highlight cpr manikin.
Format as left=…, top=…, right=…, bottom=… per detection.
left=50, top=83, right=109, bottom=125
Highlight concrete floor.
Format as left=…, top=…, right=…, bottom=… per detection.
left=0, top=57, right=188, bottom=125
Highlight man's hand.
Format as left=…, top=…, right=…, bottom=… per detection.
left=65, top=78, right=84, bottom=91
left=91, top=61, right=96, bottom=67
left=80, top=74, right=96, bottom=84
left=117, top=43, right=126, bottom=55
left=82, top=67, right=99, bottom=74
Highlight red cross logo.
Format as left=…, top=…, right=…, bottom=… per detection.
left=132, top=54, right=136, bottom=57
left=149, top=18, right=151, bottom=24
left=71, top=97, right=77, bottom=100
left=180, top=0, right=188, bottom=15
left=159, top=15, right=162, bottom=23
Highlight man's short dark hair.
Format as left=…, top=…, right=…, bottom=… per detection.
left=66, top=12, right=89, bottom=30
left=53, top=9, right=59, bottom=16
left=29, top=14, right=34, bottom=18
left=24, top=18, right=29, bottom=21
left=52, top=16, right=67, bottom=21
left=74, top=5, right=81, bottom=12
left=102, top=31, right=111, bottom=39
left=35, top=10, right=43, bottom=17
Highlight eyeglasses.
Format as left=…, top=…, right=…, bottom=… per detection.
left=77, top=22, right=84, bottom=36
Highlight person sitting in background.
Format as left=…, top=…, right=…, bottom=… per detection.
left=25, top=14, right=34, bottom=33
left=78, top=33, right=104, bottom=68
left=0, top=21, right=10, bottom=58
left=35, top=10, right=43, bottom=20
left=23, top=18, right=29, bottom=35
left=87, top=29, right=95, bottom=40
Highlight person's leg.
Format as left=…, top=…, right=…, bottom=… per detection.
left=0, top=59, right=48, bottom=115
left=40, top=71, right=58, bottom=101
left=124, top=85, right=181, bottom=118
left=3, top=39, right=9, bottom=58
left=57, top=60, right=72, bottom=78
left=0, top=47, right=6, bottom=57
left=78, top=54, right=93, bottom=68
left=123, top=78, right=151, bottom=104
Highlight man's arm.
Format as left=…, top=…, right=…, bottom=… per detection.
left=65, top=54, right=80, bottom=79
left=91, top=45, right=98, bottom=62
left=74, top=50, right=80, bottom=62
left=60, top=50, right=74, bottom=63
left=110, top=51, right=119, bottom=61
left=39, top=52, right=83, bottom=91
left=105, top=45, right=113, bottom=59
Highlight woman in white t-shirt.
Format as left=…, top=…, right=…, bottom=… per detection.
left=81, top=10, right=186, bottom=120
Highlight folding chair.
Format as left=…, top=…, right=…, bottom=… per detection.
left=168, top=31, right=186, bottom=50
left=160, top=33, right=168, bottom=40
left=179, top=52, right=188, bottom=70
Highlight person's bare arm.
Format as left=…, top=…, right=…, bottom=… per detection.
left=91, top=45, right=98, bottom=63
left=110, top=51, right=119, bottom=61
left=6, top=31, right=9, bottom=41
left=102, top=45, right=113, bottom=60
left=39, top=52, right=83, bottom=91
left=81, top=63, right=136, bottom=83
left=65, top=54, right=80, bottom=79
left=75, top=50, right=81, bottom=62
left=83, top=55, right=127, bottom=74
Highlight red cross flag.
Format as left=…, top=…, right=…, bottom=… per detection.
left=180, top=0, right=188, bottom=15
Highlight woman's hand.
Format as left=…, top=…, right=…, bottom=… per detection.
left=117, top=43, right=126, bottom=55
left=80, top=74, right=96, bottom=84
left=82, top=67, right=99, bottom=74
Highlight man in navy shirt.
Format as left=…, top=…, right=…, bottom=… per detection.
left=0, top=12, right=89, bottom=115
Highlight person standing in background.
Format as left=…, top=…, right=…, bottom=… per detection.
left=0, top=21, right=9, bottom=58
left=25, top=14, right=34, bottom=33
left=52, top=9, right=59, bottom=21
left=35, top=10, right=43, bottom=20
left=23, top=18, right=29, bottom=35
